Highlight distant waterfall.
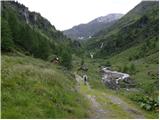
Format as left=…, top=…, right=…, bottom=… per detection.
left=100, top=43, right=104, bottom=49
left=90, top=52, right=94, bottom=59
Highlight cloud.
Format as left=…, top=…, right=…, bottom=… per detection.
left=17, top=0, right=141, bottom=30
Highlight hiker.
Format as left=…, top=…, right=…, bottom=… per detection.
left=83, top=74, right=88, bottom=85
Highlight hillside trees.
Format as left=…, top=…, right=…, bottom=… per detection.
left=1, top=2, right=73, bottom=68
left=61, top=50, right=72, bottom=69
left=89, top=1, right=158, bottom=58
left=1, top=18, right=14, bottom=52
left=55, top=44, right=72, bottom=69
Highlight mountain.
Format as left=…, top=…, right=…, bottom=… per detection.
left=1, top=1, right=75, bottom=69
left=63, top=13, right=123, bottom=40
left=1, top=1, right=90, bottom=118
left=85, top=1, right=158, bottom=113
left=1, top=1, right=159, bottom=118
left=86, top=1, right=158, bottom=58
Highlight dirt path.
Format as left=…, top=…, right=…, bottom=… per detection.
left=75, top=73, right=146, bottom=119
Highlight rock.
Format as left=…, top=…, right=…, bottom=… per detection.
left=101, top=67, right=135, bottom=90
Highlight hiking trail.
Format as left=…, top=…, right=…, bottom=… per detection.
left=75, top=73, right=146, bottom=119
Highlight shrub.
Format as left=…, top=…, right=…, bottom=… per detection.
left=122, top=65, right=128, bottom=73
left=105, top=61, right=111, bottom=67
left=128, top=56, right=132, bottom=61
left=129, top=63, right=136, bottom=74
left=61, top=50, right=72, bottom=69
left=129, top=93, right=159, bottom=111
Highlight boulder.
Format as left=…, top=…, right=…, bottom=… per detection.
left=101, top=67, right=135, bottom=90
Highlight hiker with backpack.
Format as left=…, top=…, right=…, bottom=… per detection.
left=83, top=74, right=88, bottom=85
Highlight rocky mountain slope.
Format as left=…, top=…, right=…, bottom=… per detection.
left=63, top=13, right=123, bottom=40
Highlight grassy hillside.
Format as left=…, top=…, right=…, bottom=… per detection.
left=72, top=53, right=158, bottom=118
left=1, top=0, right=159, bottom=119
left=106, top=43, right=158, bottom=113
left=84, top=1, right=158, bottom=94
left=102, top=42, right=158, bottom=95
left=1, top=2, right=90, bottom=118
left=81, top=1, right=159, bottom=114
left=1, top=1, right=74, bottom=69
left=1, top=54, right=90, bottom=118
left=86, top=1, right=158, bottom=57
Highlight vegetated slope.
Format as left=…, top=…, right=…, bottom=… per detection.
left=1, top=1, right=74, bottom=69
left=106, top=43, right=158, bottom=113
left=86, top=1, right=158, bottom=57
left=1, top=1, right=90, bottom=118
left=1, top=55, right=90, bottom=118
left=72, top=55, right=158, bottom=118
left=63, top=14, right=123, bottom=40
left=85, top=1, right=159, bottom=113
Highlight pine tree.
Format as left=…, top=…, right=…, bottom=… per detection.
left=61, top=49, right=72, bottom=69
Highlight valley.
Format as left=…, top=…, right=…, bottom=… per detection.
left=1, top=0, right=159, bottom=119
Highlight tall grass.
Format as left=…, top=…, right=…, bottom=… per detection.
left=2, top=55, right=90, bottom=118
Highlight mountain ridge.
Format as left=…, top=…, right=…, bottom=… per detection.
left=63, top=13, right=123, bottom=40
left=1, top=1, right=74, bottom=68
left=86, top=1, right=158, bottom=57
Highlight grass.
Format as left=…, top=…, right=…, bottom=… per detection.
left=72, top=41, right=158, bottom=119
left=79, top=77, right=128, bottom=118
left=77, top=75, right=137, bottom=118
left=1, top=54, right=90, bottom=118
left=72, top=55, right=106, bottom=91
left=100, top=43, right=158, bottom=118
left=2, top=49, right=158, bottom=118
left=107, top=43, right=158, bottom=97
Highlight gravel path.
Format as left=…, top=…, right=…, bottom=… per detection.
left=75, top=73, right=146, bottom=119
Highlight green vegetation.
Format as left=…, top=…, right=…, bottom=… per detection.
left=1, top=0, right=159, bottom=119
left=1, top=1, right=73, bottom=69
left=75, top=73, right=157, bottom=119
left=61, top=50, right=72, bottom=69
left=129, top=93, right=158, bottom=111
left=83, top=0, right=159, bottom=115
left=1, top=18, right=14, bottom=52
left=79, top=80, right=131, bottom=118
left=107, top=45, right=158, bottom=113
left=86, top=1, right=158, bottom=58
left=72, top=56, right=106, bottom=91
left=1, top=55, right=90, bottom=118
left=72, top=54, right=158, bottom=118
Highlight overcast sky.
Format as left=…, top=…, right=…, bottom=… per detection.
left=16, top=0, right=142, bottom=30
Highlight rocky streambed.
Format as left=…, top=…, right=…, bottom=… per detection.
left=101, top=67, right=135, bottom=90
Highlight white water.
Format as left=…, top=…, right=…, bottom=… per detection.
left=102, top=67, right=130, bottom=83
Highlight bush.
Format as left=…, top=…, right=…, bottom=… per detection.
left=122, top=65, right=128, bottom=73
left=81, top=59, right=84, bottom=66
left=128, top=56, right=132, bottom=61
left=138, top=96, right=158, bottom=111
left=129, top=93, right=159, bottom=111
left=129, top=63, right=136, bottom=74
left=61, top=50, right=72, bottom=69
left=105, top=61, right=111, bottom=67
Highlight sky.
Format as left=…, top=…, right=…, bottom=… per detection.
left=16, top=0, right=142, bottom=31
